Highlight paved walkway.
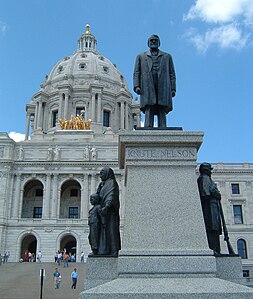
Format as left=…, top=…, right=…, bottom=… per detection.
left=0, top=262, right=86, bottom=299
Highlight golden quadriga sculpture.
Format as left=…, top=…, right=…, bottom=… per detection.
left=58, top=115, right=92, bottom=130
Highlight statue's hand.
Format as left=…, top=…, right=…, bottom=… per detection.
left=172, top=91, right=176, bottom=97
left=100, top=207, right=108, bottom=216
left=134, top=87, right=141, bottom=95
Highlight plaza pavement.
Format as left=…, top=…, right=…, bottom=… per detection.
left=0, top=261, right=86, bottom=299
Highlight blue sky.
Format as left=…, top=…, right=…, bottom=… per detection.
left=0, top=0, right=252, bottom=163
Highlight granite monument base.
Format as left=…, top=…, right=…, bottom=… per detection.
left=84, top=256, right=118, bottom=290
left=80, top=131, right=253, bottom=298
left=80, top=277, right=253, bottom=298
left=215, top=255, right=244, bottom=284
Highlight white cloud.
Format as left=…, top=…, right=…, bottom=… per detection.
left=0, top=21, right=8, bottom=35
left=8, top=132, right=25, bottom=142
left=184, top=0, right=253, bottom=52
left=184, top=0, right=246, bottom=23
left=186, top=23, right=249, bottom=53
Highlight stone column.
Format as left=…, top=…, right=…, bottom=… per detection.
left=8, top=174, right=15, bottom=218
left=43, top=173, right=51, bottom=219
left=97, top=93, right=102, bottom=123
left=136, top=112, right=140, bottom=127
left=37, top=100, right=43, bottom=129
left=120, top=101, right=124, bottom=129
left=81, top=174, right=89, bottom=219
left=90, top=173, right=96, bottom=195
left=125, top=102, right=128, bottom=130
left=34, top=102, right=39, bottom=130
left=56, top=188, right=61, bottom=218
left=51, top=174, right=58, bottom=218
left=25, top=114, right=30, bottom=140
left=91, top=93, right=96, bottom=122
left=13, top=174, right=21, bottom=218
left=63, top=92, right=69, bottom=120
left=58, top=96, right=63, bottom=119
left=83, top=174, right=90, bottom=218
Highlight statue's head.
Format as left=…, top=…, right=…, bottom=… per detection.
left=100, top=167, right=115, bottom=181
left=199, top=162, right=213, bottom=176
left=90, top=193, right=100, bottom=205
left=148, top=34, right=160, bottom=49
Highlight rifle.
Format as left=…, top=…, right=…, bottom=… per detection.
left=218, top=200, right=236, bottom=255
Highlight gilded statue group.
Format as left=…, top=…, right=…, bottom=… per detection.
left=58, top=115, right=91, bottom=130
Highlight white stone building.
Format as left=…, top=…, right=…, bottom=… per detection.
left=211, top=162, right=253, bottom=284
left=0, top=25, right=253, bottom=284
left=0, top=25, right=140, bottom=263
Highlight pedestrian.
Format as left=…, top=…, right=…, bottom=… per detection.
left=56, top=251, right=61, bottom=266
left=63, top=252, right=69, bottom=267
left=70, top=253, right=75, bottom=263
left=53, top=268, right=61, bottom=289
left=25, top=250, right=29, bottom=262
left=80, top=251, right=85, bottom=263
left=71, top=268, right=78, bottom=289
left=3, top=252, right=8, bottom=263
left=37, top=250, right=42, bottom=262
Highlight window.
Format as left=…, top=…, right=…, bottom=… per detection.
left=70, top=189, right=78, bottom=197
left=103, top=110, right=110, bottom=127
left=237, top=239, right=247, bottom=259
left=58, top=65, right=63, bottom=73
left=233, top=205, right=243, bottom=224
left=79, top=63, right=86, bottom=70
left=76, top=107, right=85, bottom=118
left=33, top=207, right=42, bottom=218
left=231, top=183, right=240, bottom=194
left=52, top=110, right=58, bottom=127
left=69, top=207, right=78, bottom=219
left=35, top=189, right=43, bottom=197
left=243, top=270, right=250, bottom=278
left=103, top=66, right=109, bottom=73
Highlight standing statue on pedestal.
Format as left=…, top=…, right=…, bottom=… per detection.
left=133, top=34, right=176, bottom=128
left=88, top=167, right=121, bottom=257
left=197, top=162, right=235, bottom=255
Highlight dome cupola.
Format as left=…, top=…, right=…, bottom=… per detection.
left=78, top=24, right=97, bottom=53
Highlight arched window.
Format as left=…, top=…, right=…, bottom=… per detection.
left=237, top=239, right=247, bottom=259
left=22, top=180, right=44, bottom=218
left=103, top=110, right=110, bottom=127
left=52, top=110, right=58, bottom=127
left=60, top=180, right=81, bottom=219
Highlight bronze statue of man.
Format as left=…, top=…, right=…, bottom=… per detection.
left=133, top=34, right=176, bottom=127
left=197, top=163, right=222, bottom=254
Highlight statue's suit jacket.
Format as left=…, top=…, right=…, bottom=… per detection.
left=133, top=50, right=176, bottom=113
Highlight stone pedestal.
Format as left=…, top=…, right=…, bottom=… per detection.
left=215, top=255, right=244, bottom=284
left=80, top=130, right=253, bottom=298
left=84, top=257, right=118, bottom=290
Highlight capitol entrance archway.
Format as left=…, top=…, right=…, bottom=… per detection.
left=20, top=234, right=37, bottom=260
left=60, top=234, right=77, bottom=255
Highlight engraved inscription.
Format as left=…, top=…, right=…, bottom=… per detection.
left=126, top=147, right=196, bottom=160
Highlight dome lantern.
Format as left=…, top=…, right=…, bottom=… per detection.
left=78, top=24, right=97, bottom=52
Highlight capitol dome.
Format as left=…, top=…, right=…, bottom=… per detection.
left=25, top=24, right=140, bottom=139
left=42, top=24, right=129, bottom=93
